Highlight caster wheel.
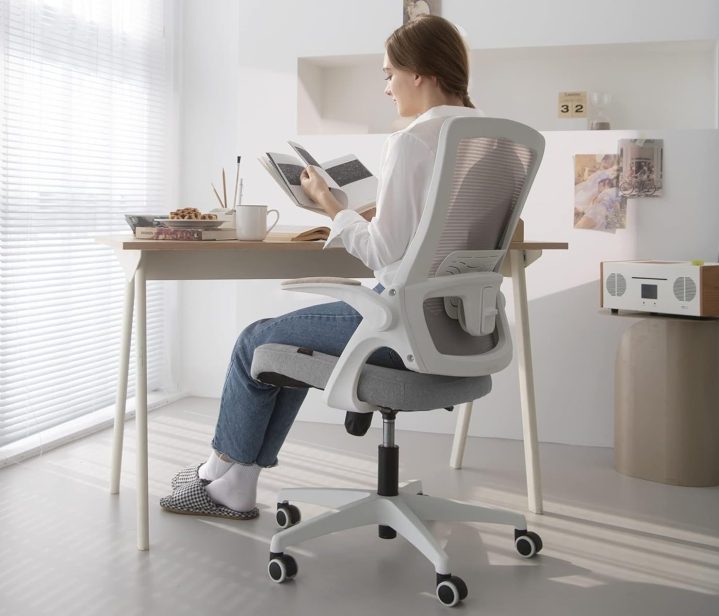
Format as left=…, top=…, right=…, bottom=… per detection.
left=514, top=530, right=543, bottom=558
left=268, top=553, right=298, bottom=583
left=276, top=503, right=301, bottom=529
left=435, top=575, right=468, bottom=607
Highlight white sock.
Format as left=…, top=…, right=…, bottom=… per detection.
left=206, top=463, right=262, bottom=512
left=198, top=450, right=235, bottom=482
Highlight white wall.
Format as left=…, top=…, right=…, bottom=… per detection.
left=300, top=42, right=717, bottom=134
left=178, top=0, right=719, bottom=447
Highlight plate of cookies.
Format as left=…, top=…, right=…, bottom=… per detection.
left=157, top=207, right=224, bottom=229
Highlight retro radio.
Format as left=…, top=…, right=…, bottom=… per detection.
left=600, top=260, right=719, bottom=317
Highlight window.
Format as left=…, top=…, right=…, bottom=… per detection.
left=0, top=0, right=174, bottom=449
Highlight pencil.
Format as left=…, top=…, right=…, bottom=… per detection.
left=211, top=183, right=224, bottom=209
left=232, top=156, right=241, bottom=208
left=222, top=168, right=228, bottom=209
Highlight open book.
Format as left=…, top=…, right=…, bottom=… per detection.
left=259, top=141, right=377, bottom=215
left=291, top=226, right=330, bottom=242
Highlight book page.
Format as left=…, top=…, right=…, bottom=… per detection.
left=258, top=156, right=297, bottom=205
left=287, top=141, right=346, bottom=191
left=288, top=141, right=340, bottom=191
left=339, top=183, right=376, bottom=213
left=321, top=154, right=374, bottom=186
left=321, top=154, right=377, bottom=213
left=264, top=152, right=324, bottom=213
left=288, top=141, right=321, bottom=167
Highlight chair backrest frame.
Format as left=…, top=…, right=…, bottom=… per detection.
left=383, top=117, right=545, bottom=376
left=394, top=117, right=545, bottom=287
left=320, top=117, right=545, bottom=412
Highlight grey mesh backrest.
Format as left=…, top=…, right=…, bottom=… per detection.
left=392, top=117, right=544, bottom=357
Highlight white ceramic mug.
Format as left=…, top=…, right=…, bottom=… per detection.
left=234, top=205, right=279, bottom=240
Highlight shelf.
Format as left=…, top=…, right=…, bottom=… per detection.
left=297, top=40, right=718, bottom=135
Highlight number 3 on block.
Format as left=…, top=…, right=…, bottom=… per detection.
left=558, top=91, right=587, bottom=118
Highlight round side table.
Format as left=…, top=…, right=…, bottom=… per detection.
left=614, top=316, right=719, bottom=486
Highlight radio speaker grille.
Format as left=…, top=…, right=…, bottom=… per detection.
left=673, top=276, right=697, bottom=302
left=606, top=273, right=627, bottom=297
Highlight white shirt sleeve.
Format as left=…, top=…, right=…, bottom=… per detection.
left=324, top=132, right=434, bottom=272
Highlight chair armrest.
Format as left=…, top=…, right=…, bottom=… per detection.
left=282, top=278, right=394, bottom=331
left=282, top=277, right=400, bottom=413
left=405, top=271, right=503, bottom=336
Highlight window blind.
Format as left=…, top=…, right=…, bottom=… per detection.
left=0, top=0, right=172, bottom=447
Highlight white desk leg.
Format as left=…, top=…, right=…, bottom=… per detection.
left=450, top=401, right=473, bottom=469
left=110, top=277, right=134, bottom=495
left=509, top=250, right=543, bottom=514
left=135, top=261, right=150, bottom=550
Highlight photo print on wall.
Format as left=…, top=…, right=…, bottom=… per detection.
left=617, top=139, right=664, bottom=198
left=574, top=153, right=627, bottom=233
left=403, top=0, right=441, bottom=23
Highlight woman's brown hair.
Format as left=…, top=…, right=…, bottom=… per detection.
left=385, top=15, right=474, bottom=108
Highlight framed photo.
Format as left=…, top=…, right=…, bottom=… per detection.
left=403, top=0, right=441, bottom=24
left=617, top=139, right=664, bottom=198
left=574, top=153, right=627, bottom=233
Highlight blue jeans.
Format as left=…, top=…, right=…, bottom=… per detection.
left=211, top=285, right=405, bottom=467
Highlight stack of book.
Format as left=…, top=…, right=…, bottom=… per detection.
left=134, top=227, right=236, bottom=241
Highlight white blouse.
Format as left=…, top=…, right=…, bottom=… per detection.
left=324, top=105, right=484, bottom=288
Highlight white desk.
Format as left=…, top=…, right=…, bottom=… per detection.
left=100, top=232, right=566, bottom=550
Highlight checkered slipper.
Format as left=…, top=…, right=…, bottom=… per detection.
left=171, top=464, right=203, bottom=490
left=160, top=478, right=259, bottom=520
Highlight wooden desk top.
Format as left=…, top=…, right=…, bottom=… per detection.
left=97, top=232, right=568, bottom=253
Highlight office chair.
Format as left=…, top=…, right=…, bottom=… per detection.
left=251, top=117, right=545, bottom=607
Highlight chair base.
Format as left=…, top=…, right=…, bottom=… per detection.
left=268, top=413, right=541, bottom=607
left=270, top=481, right=527, bottom=575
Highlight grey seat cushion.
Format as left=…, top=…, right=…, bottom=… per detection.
left=251, top=343, right=492, bottom=412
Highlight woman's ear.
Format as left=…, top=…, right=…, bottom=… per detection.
left=414, top=74, right=438, bottom=89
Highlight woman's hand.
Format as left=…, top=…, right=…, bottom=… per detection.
left=300, top=166, right=343, bottom=218
left=300, top=166, right=329, bottom=203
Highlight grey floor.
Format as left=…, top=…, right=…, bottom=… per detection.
left=0, top=397, right=717, bottom=616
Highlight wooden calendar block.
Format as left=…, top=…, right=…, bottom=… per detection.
left=558, top=91, right=588, bottom=118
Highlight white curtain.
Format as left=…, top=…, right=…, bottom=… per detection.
left=0, top=0, right=173, bottom=447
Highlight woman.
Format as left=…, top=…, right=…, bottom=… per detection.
left=161, top=15, right=483, bottom=519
